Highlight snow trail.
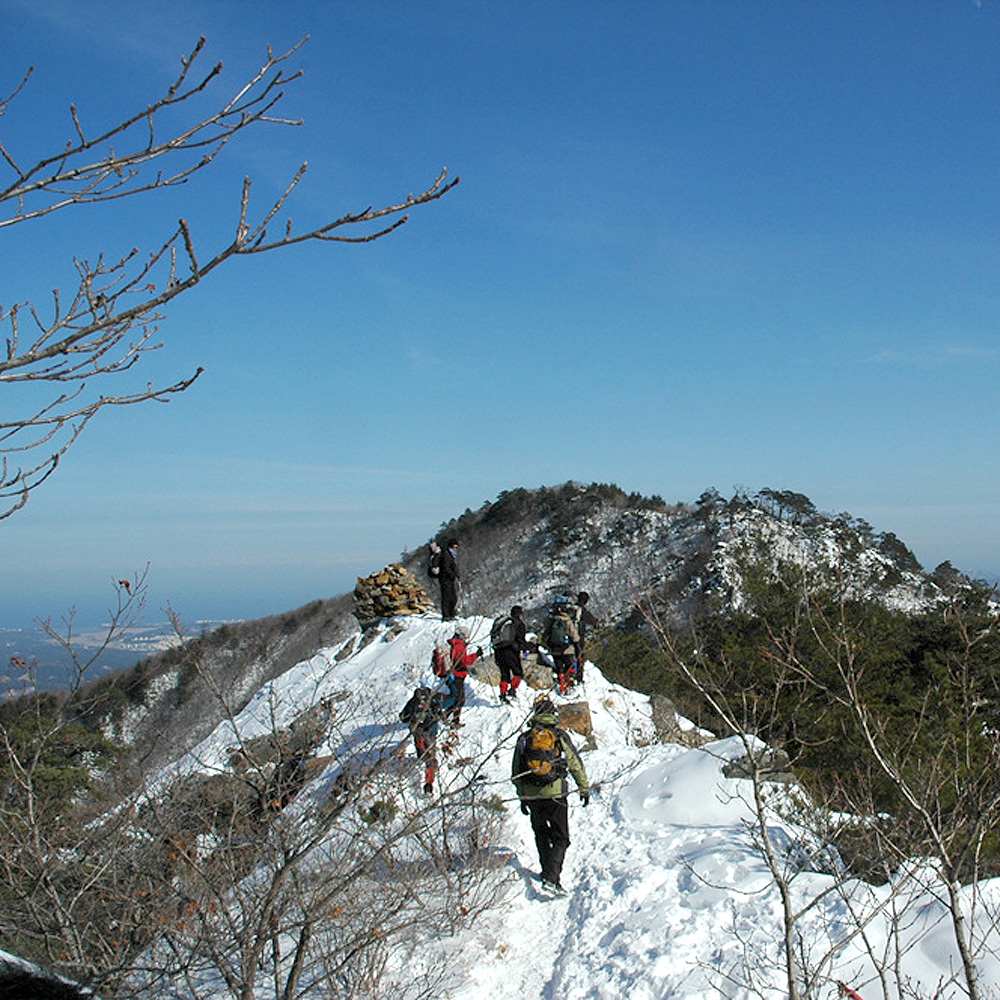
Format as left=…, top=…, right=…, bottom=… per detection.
left=165, top=613, right=1000, bottom=999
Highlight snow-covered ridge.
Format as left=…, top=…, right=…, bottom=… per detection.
left=716, top=507, right=942, bottom=614
left=404, top=485, right=948, bottom=631
left=156, top=612, right=999, bottom=999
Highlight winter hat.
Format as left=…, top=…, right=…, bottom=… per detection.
left=533, top=694, right=556, bottom=715
left=511, top=604, right=523, bottom=617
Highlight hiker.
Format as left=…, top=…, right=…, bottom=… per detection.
left=491, top=604, right=531, bottom=703
left=399, top=685, right=445, bottom=795
left=575, top=591, right=599, bottom=684
left=433, top=625, right=481, bottom=727
left=438, top=539, right=460, bottom=619
left=544, top=593, right=582, bottom=694
left=511, top=695, right=589, bottom=893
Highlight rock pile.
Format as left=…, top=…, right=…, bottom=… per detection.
left=353, top=564, right=435, bottom=622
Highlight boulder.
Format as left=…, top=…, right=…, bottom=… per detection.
left=722, top=746, right=795, bottom=783
left=556, top=700, right=595, bottom=749
left=651, top=694, right=710, bottom=748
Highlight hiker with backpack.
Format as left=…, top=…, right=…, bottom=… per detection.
left=543, top=593, right=582, bottom=694
left=511, top=695, right=589, bottom=894
left=437, top=538, right=460, bottom=620
left=491, top=604, right=531, bottom=703
left=399, top=685, right=446, bottom=795
left=432, top=624, right=481, bottom=727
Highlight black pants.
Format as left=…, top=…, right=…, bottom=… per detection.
left=495, top=645, right=523, bottom=686
left=440, top=577, right=458, bottom=619
left=526, top=797, right=570, bottom=883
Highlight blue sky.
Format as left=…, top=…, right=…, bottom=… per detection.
left=3, top=0, right=999, bottom=628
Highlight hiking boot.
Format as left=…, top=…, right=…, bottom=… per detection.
left=423, top=782, right=434, bottom=795
left=541, top=877, right=565, bottom=894
left=499, top=692, right=509, bottom=703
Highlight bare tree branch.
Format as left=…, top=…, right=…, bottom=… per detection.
left=1, top=37, right=460, bottom=519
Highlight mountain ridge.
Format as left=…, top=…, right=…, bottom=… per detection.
left=4, top=484, right=999, bottom=998
left=17, top=610, right=998, bottom=998
left=401, top=482, right=956, bottom=628
left=70, top=483, right=974, bottom=772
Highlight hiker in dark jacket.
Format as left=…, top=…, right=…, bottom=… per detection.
left=494, top=604, right=531, bottom=703
left=400, top=686, right=445, bottom=795
left=545, top=594, right=582, bottom=694
left=511, top=696, right=589, bottom=892
left=575, top=591, right=599, bottom=684
left=438, top=539, right=460, bottom=619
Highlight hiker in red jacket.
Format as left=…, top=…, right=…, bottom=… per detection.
left=439, top=625, right=481, bottom=727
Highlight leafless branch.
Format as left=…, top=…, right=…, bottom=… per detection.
left=1, top=37, right=459, bottom=519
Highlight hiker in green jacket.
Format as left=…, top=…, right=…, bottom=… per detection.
left=511, top=695, right=589, bottom=892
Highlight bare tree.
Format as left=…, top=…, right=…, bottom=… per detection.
left=121, top=621, right=513, bottom=1000
left=0, top=37, right=458, bottom=519
left=639, top=588, right=833, bottom=999
left=0, top=574, right=155, bottom=987
left=640, top=575, right=1000, bottom=1000
left=1, top=599, right=511, bottom=999
left=638, top=611, right=914, bottom=1000
left=791, top=593, right=1000, bottom=1000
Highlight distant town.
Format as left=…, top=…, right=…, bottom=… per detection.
left=0, top=619, right=236, bottom=693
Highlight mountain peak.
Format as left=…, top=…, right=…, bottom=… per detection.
left=401, top=483, right=948, bottom=629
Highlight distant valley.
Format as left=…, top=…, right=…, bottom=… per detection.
left=0, top=619, right=230, bottom=692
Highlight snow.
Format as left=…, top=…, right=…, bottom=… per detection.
left=159, top=613, right=1000, bottom=999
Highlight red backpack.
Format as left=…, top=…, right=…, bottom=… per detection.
left=431, top=644, right=451, bottom=676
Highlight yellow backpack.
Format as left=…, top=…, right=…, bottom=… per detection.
left=522, top=723, right=567, bottom=784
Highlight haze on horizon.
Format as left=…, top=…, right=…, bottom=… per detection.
left=3, top=1, right=998, bottom=629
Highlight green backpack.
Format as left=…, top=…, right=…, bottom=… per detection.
left=546, top=604, right=579, bottom=651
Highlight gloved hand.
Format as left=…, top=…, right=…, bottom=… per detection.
left=580, top=792, right=590, bottom=807
left=476, top=646, right=484, bottom=657
left=520, top=801, right=530, bottom=816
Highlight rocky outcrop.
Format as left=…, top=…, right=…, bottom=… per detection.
left=401, top=482, right=948, bottom=636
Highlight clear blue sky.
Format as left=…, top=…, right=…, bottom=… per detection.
left=3, top=0, right=999, bottom=628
